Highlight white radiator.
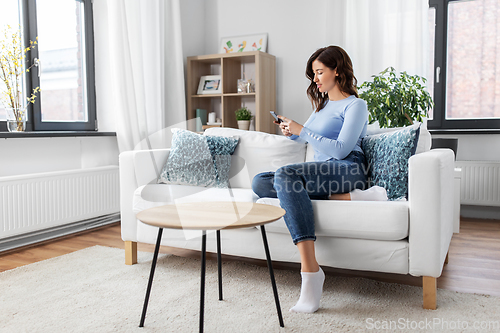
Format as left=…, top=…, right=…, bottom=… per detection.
left=455, top=161, right=500, bottom=207
left=0, top=166, right=120, bottom=239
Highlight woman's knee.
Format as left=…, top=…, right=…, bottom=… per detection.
left=251, top=172, right=276, bottom=198
left=275, top=165, right=301, bottom=180
left=274, top=165, right=307, bottom=195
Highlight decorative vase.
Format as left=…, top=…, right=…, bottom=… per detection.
left=237, top=120, right=250, bottom=130
left=195, top=108, right=207, bottom=132
left=237, top=79, right=247, bottom=93
left=6, top=108, right=26, bottom=132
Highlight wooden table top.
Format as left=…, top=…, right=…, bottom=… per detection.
left=136, top=202, right=286, bottom=230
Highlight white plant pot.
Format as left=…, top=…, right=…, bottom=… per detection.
left=237, top=120, right=251, bottom=130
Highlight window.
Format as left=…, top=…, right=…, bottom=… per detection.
left=0, top=1, right=22, bottom=123
left=428, top=0, right=500, bottom=130
left=0, top=0, right=96, bottom=132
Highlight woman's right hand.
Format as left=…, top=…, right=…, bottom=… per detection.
left=274, top=117, right=292, bottom=136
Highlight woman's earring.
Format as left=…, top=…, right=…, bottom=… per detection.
left=322, top=92, right=325, bottom=98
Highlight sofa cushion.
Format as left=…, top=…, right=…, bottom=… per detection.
left=204, top=128, right=307, bottom=189
left=366, top=119, right=431, bottom=155
left=133, top=184, right=259, bottom=214
left=157, top=128, right=238, bottom=188
left=256, top=198, right=409, bottom=241
left=362, top=123, right=420, bottom=200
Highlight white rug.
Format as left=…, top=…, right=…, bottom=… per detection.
left=1, top=246, right=499, bottom=333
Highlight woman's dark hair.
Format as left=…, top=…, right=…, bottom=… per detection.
left=306, top=46, right=358, bottom=112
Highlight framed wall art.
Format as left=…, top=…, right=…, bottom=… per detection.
left=219, top=33, right=268, bottom=54
left=197, top=75, right=222, bottom=95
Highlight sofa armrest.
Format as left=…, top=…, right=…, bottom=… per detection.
left=119, top=149, right=170, bottom=241
left=408, top=148, right=455, bottom=278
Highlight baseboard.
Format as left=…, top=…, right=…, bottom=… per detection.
left=460, top=205, right=500, bottom=221
left=0, top=213, right=121, bottom=254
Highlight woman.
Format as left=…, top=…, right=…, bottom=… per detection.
left=252, top=46, right=373, bottom=313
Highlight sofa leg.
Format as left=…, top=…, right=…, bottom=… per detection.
left=125, top=241, right=138, bottom=265
left=423, top=276, right=437, bottom=310
left=445, top=251, right=449, bottom=265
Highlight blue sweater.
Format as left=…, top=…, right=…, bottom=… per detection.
left=289, top=95, right=368, bottom=161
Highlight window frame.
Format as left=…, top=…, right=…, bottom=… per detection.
left=428, top=0, right=500, bottom=131
left=0, top=0, right=97, bottom=132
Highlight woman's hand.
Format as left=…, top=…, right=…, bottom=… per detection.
left=277, top=116, right=303, bottom=136
left=274, top=118, right=292, bottom=136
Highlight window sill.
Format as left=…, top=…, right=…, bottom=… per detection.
left=0, top=131, right=116, bottom=138
left=429, top=129, right=500, bottom=135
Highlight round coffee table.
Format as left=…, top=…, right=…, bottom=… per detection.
left=136, top=201, right=286, bottom=332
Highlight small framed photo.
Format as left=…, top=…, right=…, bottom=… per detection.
left=197, top=75, right=222, bottom=95
left=220, top=33, right=268, bottom=54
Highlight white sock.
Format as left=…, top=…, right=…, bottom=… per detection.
left=350, top=186, right=388, bottom=201
left=290, top=267, right=325, bottom=313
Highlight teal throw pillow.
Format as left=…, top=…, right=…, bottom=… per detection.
left=361, top=124, right=420, bottom=200
left=158, top=128, right=239, bottom=188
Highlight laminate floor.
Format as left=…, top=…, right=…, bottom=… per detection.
left=1, top=218, right=499, bottom=297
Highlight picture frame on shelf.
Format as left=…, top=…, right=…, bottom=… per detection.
left=220, top=33, right=268, bottom=54
left=197, top=75, right=222, bottom=95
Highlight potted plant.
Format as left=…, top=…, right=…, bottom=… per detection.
left=235, top=107, right=253, bottom=130
left=0, top=25, right=40, bottom=132
left=359, top=68, right=459, bottom=158
left=358, top=67, right=433, bottom=128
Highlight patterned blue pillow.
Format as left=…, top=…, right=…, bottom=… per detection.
left=361, top=124, right=420, bottom=200
left=158, top=128, right=239, bottom=188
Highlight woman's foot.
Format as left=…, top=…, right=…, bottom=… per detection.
left=350, top=186, right=388, bottom=201
left=329, top=186, right=388, bottom=201
left=290, top=267, right=325, bottom=313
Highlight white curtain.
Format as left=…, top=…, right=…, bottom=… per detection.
left=327, top=0, right=429, bottom=85
left=97, top=0, right=186, bottom=153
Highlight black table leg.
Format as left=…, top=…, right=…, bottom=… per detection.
left=200, top=230, right=207, bottom=333
left=139, top=228, right=163, bottom=328
left=217, top=230, right=223, bottom=301
left=260, top=225, right=284, bottom=328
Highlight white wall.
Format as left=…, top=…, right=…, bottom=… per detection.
left=189, top=0, right=499, bottom=161
left=200, top=0, right=330, bottom=133
left=179, top=0, right=207, bottom=116
left=0, top=136, right=118, bottom=178
left=180, top=0, right=206, bottom=63
left=432, top=134, right=500, bottom=162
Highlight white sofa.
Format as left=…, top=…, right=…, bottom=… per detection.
left=119, top=125, right=456, bottom=310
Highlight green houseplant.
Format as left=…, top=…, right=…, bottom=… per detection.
left=235, top=107, right=253, bottom=121
left=235, top=107, right=253, bottom=130
left=358, top=67, right=433, bottom=128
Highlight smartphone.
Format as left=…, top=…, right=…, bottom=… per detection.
left=270, top=111, right=283, bottom=123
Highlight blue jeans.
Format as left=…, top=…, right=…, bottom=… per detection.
left=252, top=151, right=368, bottom=244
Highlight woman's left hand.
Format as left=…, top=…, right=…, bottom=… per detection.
left=278, top=116, right=303, bottom=136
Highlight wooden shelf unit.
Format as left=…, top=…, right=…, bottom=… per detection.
left=187, top=51, right=276, bottom=133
